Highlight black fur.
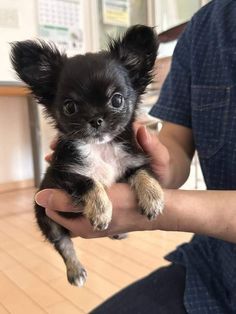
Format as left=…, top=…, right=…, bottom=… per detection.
left=10, top=25, right=159, bottom=286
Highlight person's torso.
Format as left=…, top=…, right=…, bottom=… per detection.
left=168, top=2, right=236, bottom=313
left=190, top=0, right=236, bottom=190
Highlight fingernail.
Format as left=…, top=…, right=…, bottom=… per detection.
left=35, top=189, right=53, bottom=207
left=143, top=126, right=151, bottom=144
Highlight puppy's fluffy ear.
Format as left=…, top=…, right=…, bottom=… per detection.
left=109, top=25, right=159, bottom=93
left=10, top=40, right=66, bottom=108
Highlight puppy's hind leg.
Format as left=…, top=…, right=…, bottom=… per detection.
left=35, top=204, right=87, bottom=287
left=54, top=235, right=87, bottom=287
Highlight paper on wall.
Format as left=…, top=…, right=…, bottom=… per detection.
left=38, top=0, right=84, bottom=54
left=102, top=0, right=130, bottom=27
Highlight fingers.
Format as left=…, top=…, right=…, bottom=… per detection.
left=35, top=189, right=82, bottom=212
left=136, top=125, right=163, bottom=160
left=44, top=153, right=53, bottom=163
left=50, top=137, right=58, bottom=150
left=35, top=189, right=107, bottom=238
left=132, top=121, right=142, bottom=136
left=135, top=125, right=165, bottom=156
left=46, top=208, right=85, bottom=235
left=45, top=208, right=108, bottom=238
left=134, top=124, right=170, bottom=185
left=136, top=125, right=152, bottom=151
left=45, top=136, right=58, bottom=163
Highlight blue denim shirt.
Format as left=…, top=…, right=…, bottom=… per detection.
left=150, top=1, right=236, bottom=313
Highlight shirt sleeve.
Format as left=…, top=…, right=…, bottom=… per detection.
left=149, top=21, right=193, bottom=128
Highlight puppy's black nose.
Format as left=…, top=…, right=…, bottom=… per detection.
left=90, top=117, right=104, bottom=129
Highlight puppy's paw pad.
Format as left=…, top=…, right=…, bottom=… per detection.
left=67, top=266, right=87, bottom=287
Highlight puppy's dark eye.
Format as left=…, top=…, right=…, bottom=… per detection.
left=111, top=93, right=124, bottom=108
left=63, top=101, right=78, bottom=116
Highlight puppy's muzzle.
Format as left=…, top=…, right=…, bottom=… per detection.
left=89, top=117, right=104, bottom=129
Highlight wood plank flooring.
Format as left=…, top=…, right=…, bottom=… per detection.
left=0, top=188, right=192, bottom=313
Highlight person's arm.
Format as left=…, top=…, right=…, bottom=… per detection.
left=137, top=123, right=236, bottom=243
left=35, top=122, right=236, bottom=243
left=162, top=189, right=236, bottom=243
left=136, top=121, right=194, bottom=188
left=36, top=184, right=236, bottom=244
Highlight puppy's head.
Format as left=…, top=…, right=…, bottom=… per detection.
left=11, top=25, right=158, bottom=143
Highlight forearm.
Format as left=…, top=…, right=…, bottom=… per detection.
left=151, top=189, right=236, bottom=243
left=40, top=184, right=236, bottom=242
left=107, top=185, right=236, bottom=243
left=160, top=135, right=192, bottom=189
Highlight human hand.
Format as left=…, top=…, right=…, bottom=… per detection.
left=35, top=183, right=156, bottom=238
left=36, top=122, right=170, bottom=238
left=46, top=125, right=171, bottom=185
left=134, top=123, right=171, bottom=187
left=44, top=137, right=58, bottom=163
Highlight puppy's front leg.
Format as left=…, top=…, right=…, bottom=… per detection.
left=129, top=169, right=164, bottom=220
left=82, top=181, right=112, bottom=230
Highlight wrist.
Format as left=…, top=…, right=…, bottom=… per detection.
left=136, top=189, right=172, bottom=232
left=107, top=183, right=164, bottom=233
left=148, top=189, right=180, bottom=232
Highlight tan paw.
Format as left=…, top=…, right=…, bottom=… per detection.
left=89, top=210, right=112, bottom=230
left=83, top=181, right=112, bottom=230
left=139, top=189, right=164, bottom=220
left=130, top=169, right=164, bottom=220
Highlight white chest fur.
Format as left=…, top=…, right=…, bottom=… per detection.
left=71, top=142, right=146, bottom=187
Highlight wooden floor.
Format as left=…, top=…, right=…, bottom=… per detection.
left=0, top=188, right=192, bottom=313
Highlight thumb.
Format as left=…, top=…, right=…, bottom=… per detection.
left=35, top=189, right=82, bottom=212
left=136, top=126, right=169, bottom=164
left=136, top=126, right=157, bottom=154
left=136, top=125, right=170, bottom=184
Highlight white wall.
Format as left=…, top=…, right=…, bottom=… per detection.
left=0, top=0, right=38, bottom=185
left=0, top=0, right=38, bottom=81
left=0, top=0, right=92, bottom=185
left=0, top=97, right=33, bottom=183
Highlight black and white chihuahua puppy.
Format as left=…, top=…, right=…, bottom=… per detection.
left=11, top=25, right=164, bottom=287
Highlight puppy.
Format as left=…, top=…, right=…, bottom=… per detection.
left=10, top=25, right=164, bottom=287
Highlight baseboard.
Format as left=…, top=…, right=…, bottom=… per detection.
left=0, top=179, right=35, bottom=193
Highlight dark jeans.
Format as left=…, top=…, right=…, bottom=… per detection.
left=90, top=264, right=187, bottom=314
